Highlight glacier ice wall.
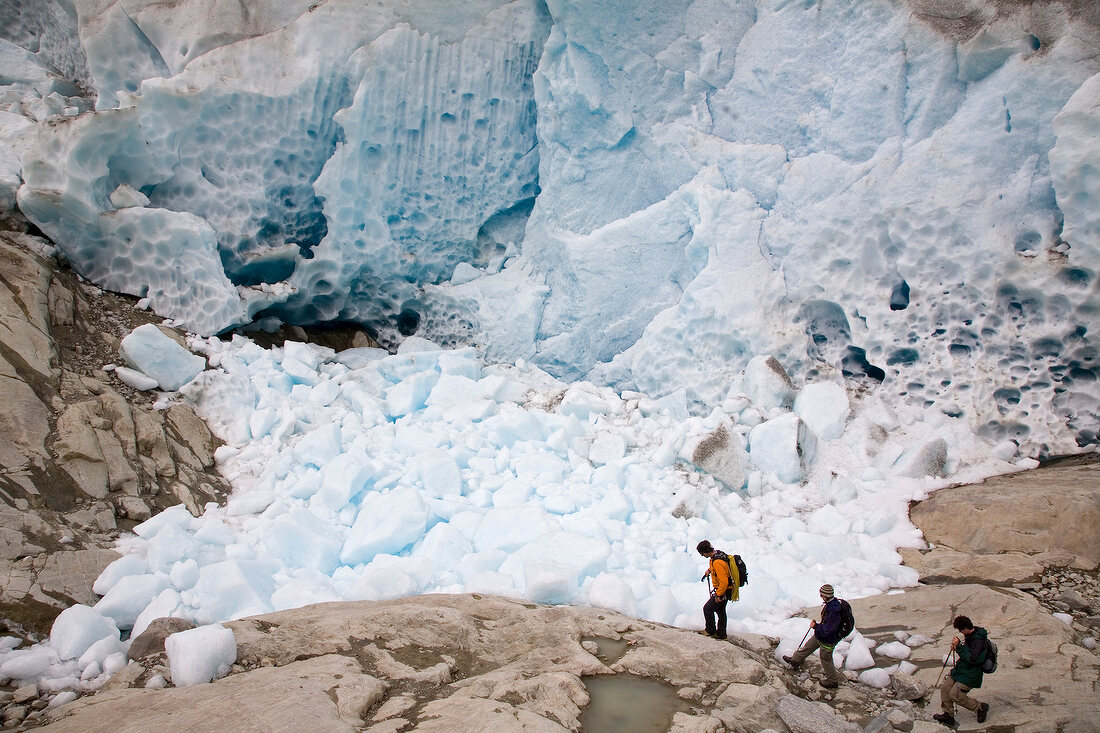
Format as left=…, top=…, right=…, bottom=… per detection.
left=5, top=0, right=1100, bottom=457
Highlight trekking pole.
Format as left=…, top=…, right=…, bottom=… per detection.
left=934, top=648, right=954, bottom=687
left=797, top=624, right=812, bottom=650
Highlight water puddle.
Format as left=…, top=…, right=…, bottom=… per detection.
left=582, top=636, right=629, bottom=665
left=580, top=675, right=692, bottom=733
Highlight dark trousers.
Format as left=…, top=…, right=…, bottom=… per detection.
left=703, top=595, right=728, bottom=637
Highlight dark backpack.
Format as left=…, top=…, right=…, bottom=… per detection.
left=837, top=600, right=855, bottom=640
left=980, top=639, right=998, bottom=674
left=731, top=554, right=748, bottom=588
left=711, top=551, right=748, bottom=596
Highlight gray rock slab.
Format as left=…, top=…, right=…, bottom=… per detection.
left=899, top=547, right=1044, bottom=586
left=40, top=655, right=377, bottom=732
left=777, top=694, right=861, bottom=733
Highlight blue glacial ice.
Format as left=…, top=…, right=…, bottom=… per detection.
left=7, top=0, right=1098, bottom=458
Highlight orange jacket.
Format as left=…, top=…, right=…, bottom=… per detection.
left=708, top=553, right=738, bottom=600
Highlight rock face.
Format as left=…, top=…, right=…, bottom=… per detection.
left=0, top=231, right=231, bottom=634
left=904, top=459, right=1100, bottom=625
left=909, top=459, right=1099, bottom=566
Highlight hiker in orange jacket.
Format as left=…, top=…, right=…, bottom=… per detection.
left=697, top=539, right=739, bottom=640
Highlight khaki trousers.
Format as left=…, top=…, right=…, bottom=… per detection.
left=940, top=674, right=981, bottom=714
left=790, top=636, right=842, bottom=683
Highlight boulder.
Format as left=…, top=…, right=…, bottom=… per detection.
left=898, top=547, right=1045, bottom=586
left=888, top=671, right=927, bottom=701
left=128, top=617, right=197, bottom=661
left=776, top=694, right=861, bottom=733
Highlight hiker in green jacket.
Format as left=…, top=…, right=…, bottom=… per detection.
left=934, top=615, right=992, bottom=727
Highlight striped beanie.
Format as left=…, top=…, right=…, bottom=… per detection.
left=819, top=584, right=835, bottom=599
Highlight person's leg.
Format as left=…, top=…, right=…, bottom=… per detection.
left=939, top=674, right=956, bottom=715
left=791, top=635, right=820, bottom=664
left=702, top=597, right=718, bottom=635
left=715, top=598, right=728, bottom=638
left=953, top=682, right=980, bottom=713
left=818, top=643, right=842, bottom=685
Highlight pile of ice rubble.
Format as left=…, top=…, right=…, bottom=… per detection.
left=1, top=326, right=1027, bottom=695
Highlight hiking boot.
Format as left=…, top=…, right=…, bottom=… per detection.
left=820, top=678, right=839, bottom=689
left=781, top=655, right=801, bottom=670
left=699, top=630, right=716, bottom=637
left=714, top=634, right=727, bottom=640
left=932, top=712, right=957, bottom=728
left=976, top=702, right=990, bottom=723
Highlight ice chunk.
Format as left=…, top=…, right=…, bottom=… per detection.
left=522, top=559, right=577, bottom=604
left=109, top=184, right=149, bottom=208
left=50, top=605, right=120, bottom=661
left=333, top=347, right=387, bottom=370
left=0, top=649, right=53, bottom=681
left=262, top=508, right=342, bottom=573
left=76, top=636, right=126, bottom=670
left=749, top=414, right=815, bottom=483
left=558, top=384, right=619, bottom=420
left=113, top=365, right=160, bottom=391
left=314, top=452, right=375, bottom=511
left=584, top=573, right=638, bottom=616
left=875, top=641, right=911, bottom=660
left=793, top=382, right=849, bottom=440
left=742, top=356, right=795, bottom=410
left=130, top=588, right=185, bottom=639
left=472, top=505, right=558, bottom=552
left=690, top=425, right=747, bottom=491
left=397, top=336, right=444, bottom=354
left=49, top=690, right=79, bottom=708
left=189, top=560, right=276, bottom=623
left=340, top=488, right=429, bottom=565
left=119, top=324, right=206, bottom=391
left=94, top=573, right=171, bottom=629
left=419, top=449, right=464, bottom=498
left=347, top=554, right=431, bottom=601
left=93, top=554, right=149, bottom=595
left=165, top=624, right=236, bottom=687
left=905, top=634, right=934, bottom=648
left=858, top=668, right=892, bottom=688
left=843, top=632, right=875, bottom=670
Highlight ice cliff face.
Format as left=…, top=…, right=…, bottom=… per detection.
left=3, top=0, right=1099, bottom=458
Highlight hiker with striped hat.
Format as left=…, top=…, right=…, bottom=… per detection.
left=782, top=583, right=851, bottom=689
